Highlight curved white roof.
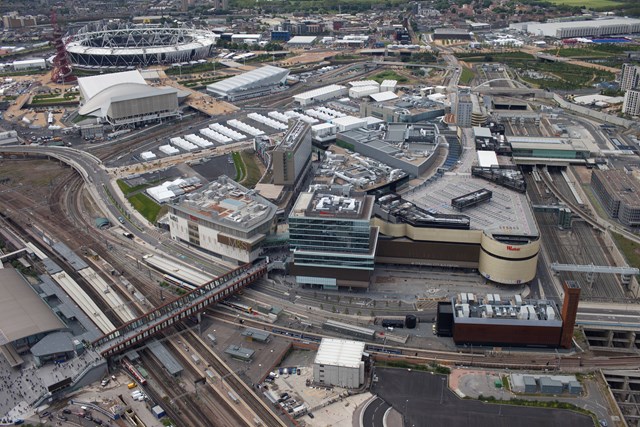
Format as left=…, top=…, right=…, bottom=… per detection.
left=78, top=70, right=146, bottom=99
left=79, top=83, right=178, bottom=117
left=207, top=65, right=289, bottom=96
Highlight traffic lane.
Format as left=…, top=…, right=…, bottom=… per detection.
left=373, top=368, right=592, bottom=427
left=362, top=397, right=390, bottom=427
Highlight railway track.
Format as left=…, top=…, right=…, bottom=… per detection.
left=206, top=309, right=640, bottom=371
left=185, top=329, right=288, bottom=427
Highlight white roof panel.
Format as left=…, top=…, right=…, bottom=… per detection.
left=294, top=84, right=346, bottom=101
left=370, top=91, right=398, bottom=102
left=332, top=116, right=367, bottom=126
left=314, top=338, right=365, bottom=369
left=477, top=150, right=499, bottom=168
left=349, top=80, right=380, bottom=87
left=288, top=36, right=317, bottom=44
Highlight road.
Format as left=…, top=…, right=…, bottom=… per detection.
left=362, top=397, right=390, bottom=427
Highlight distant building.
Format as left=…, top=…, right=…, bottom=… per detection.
left=620, top=63, right=640, bottom=91
left=2, top=14, right=36, bottom=29
left=591, top=169, right=640, bottom=227
left=524, top=17, right=640, bottom=38
left=433, top=28, right=472, bottom=40
left=168, top=176, right=278, bottom=263
left=623, top=88, right=640, bottom=116
left=313, top=339, right=365, bottom=388
left=213, top=0, right=229, bottom=10
left=289, top=186, right=378, bottom=289
left=272, top=121, right=312, bottom=190
left=206, top=65, right=289, bottom=101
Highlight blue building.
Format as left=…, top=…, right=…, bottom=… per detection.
left=271, top=31, right=291, bottom=42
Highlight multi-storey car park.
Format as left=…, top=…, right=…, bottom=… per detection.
left=65, top=23, right=218, bottom=69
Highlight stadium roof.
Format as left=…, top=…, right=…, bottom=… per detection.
left=314, top=338, right=365, bottom=369
left=78, top=70, right=146, bottom=100
left=0, top=268, right=65, bottom=345
left=206, top=65, right=289, bottom=97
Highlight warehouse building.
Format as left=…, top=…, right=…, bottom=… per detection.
left=591, top=169, right=640, bottom=227
left=313, top=338, right=366, bottom=388
left=206, top=65, right=289, bottom=101
left=77, top=70, right=180, bottom=126
left=293, top=85, right=348, bottom=106
left=168, top=176, right=278, bottom=263
left=287, top=36, right=317, bottom=48
left=289, top=186, right=378, bottom=289
left=524, top=17, right=640, bottom=38
left=12, top=59, right=46, bottom=71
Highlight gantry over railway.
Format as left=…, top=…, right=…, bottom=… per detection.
left=93, top=260, right=267, bottom=357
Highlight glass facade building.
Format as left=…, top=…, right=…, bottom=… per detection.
left=288, top=188, right=378, bottom=289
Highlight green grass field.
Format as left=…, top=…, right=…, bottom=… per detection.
left=546, top=0, right=622, bottom=7
left=459, top=67, right=475, bottom=85
left=127, top=193, right=163, bottom=223
left=240, top=151, right=261, bottom=189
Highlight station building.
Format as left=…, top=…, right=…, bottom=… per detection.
left=289, top=187, right=378, bottom=289
left=0, top=268, right=67, bottom=367
left=77, top=70, right=180, bottom=126
left=168, top=176, right=278, bottom=263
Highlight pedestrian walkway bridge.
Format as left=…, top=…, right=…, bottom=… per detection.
left=92, top=260, right=267, bottom=357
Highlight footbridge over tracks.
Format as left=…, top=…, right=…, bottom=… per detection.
left=93, top=260, right=267, bottom=357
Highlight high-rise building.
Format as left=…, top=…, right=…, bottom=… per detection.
left=623, top=88, right=640, bottom=116
left=560, top=281, right=581, bottom=349
left=620, top=63, right=640, bottom=91
left=272, top=121, right=312, bottom=190
left=455, top=90, right=473, bottom=127
left=289, top=186, right=378, bottom=289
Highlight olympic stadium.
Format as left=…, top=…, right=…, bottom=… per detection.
left=66, top=22, right=218, bottom=69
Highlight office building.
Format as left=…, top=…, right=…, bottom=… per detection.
left=2, top=14, right=36, bottom=29
left=168, top=176, right=278, bottom=263
left=289, top=186, right=378, bottom=289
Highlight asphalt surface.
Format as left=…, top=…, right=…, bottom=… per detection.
left=372, top=368, right=593, bottom=427
left=362, top=397, right=391, bottom=427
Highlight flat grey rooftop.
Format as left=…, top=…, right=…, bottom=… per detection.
left=405, top=173, right=538, bottom=236
left=148, top=340, right=183, bottom=376
left=51, top=242, right=88, bottom=271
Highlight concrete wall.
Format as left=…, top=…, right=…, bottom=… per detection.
left=553, top=94, right=634, bottom=129
left=313, top=362, right=363, bottom=388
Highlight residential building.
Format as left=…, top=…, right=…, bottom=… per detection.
left=620, top=63, right=640, bottom=91
left=623, top=88, right=640, bottom=116
left=272, top=121, right=312, bottom=189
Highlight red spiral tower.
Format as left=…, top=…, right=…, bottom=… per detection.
left=50, top=9, right=76, bottom=83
